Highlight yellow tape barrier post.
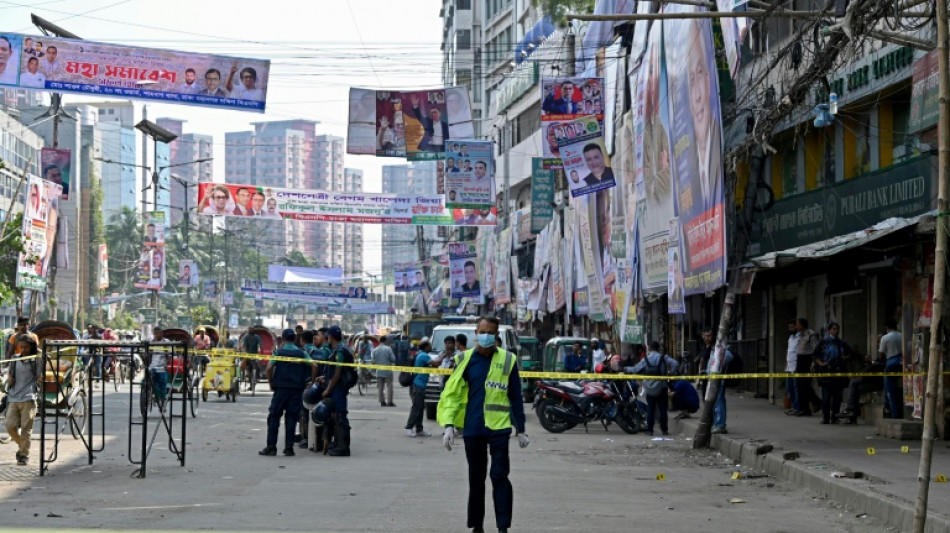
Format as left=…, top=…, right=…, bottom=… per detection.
left=194, top=349, right=944, bottom=381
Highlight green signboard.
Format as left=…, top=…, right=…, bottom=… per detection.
left=747, top=154, right=936, bottom=257
left=177, top=316, right=193, bottom=329
left=909, top=49, right=939, bottom=133
left=530, top=158, right=555, bottom=233
left=140, top=308, right=157, bottom=322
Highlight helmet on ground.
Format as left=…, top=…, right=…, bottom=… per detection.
left=302, top=383, right=324, bottom=410
left=311, top=398, right=335, bottom=427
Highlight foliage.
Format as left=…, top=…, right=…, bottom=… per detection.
left=108, top=308, right=139, bottom=330
left=531, top=0, right=594, bottom=27
left=105, top=206, right=143, bottom=294
left=188, top=305, right=214, bottom=326
left=87, top=171, right=105, bottom=304
left=0, top=212, right=26, bottom=306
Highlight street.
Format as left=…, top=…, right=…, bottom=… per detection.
left=0, top=379, right=893, bottom=532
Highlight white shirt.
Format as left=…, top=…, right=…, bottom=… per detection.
left=202, top=205, right=230, bottom=215
left=0, top=65, right=18, bottom=85
left=230, top=86, right=263, bottom=101
left=42, top=58, right=61, bottom=77
left=178, top=81, right=201, bottom=93
left=879, top=331, right=902, bottom=358
left=19, top=70, right=46, bottom=88
left=591, top=348, right=606, bottom=369
left=785, top=333, right=799, bottom=372
left=146, top=278, right=162, bottom=289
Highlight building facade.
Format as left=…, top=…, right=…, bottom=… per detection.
left=156, top=118, right=213, bottom=226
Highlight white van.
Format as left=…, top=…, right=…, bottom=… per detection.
left=423, top=322, right=519, bottom=419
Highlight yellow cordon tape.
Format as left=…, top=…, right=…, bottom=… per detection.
left=196, top=349, right=944, bottom=381
left=0, top=353, right=45, bottom=366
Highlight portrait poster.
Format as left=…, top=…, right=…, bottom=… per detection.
left=393, top=265, right=425, bottom=293
left=635, top=20, right=676, bottom=294
left=494, top=227, right=512, bottom=306
left=5, top=32, right=270, bottom=111
left=98, top=243, right=109, bottom=290
left=40, top=147, right=71, bottom=200
left=202, top=279, right=219, bottom=302
left=16, top=175, right=62, bottom=291
left=133, top=245, right=165, bottom=290
left=444, top=139, right=494, bottom=209
left=664, top=6, right=727, bottom=295
left=451, top=206, right=498, bottom=226
left=668, top=219, right=686, bottom=314
left=178, top=259, right=198, bottom=287
left=556, top=116, right=616, bottom=197
left=449, top=241, right=480, bottom=299
left=143, top=210, right=166, bottom=246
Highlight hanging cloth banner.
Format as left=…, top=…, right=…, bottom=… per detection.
left=268, top=265, right=343, bottom=284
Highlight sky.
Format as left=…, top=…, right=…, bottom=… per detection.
left=1, top=0, right=445, bottom=276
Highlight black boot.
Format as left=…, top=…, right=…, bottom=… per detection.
left=314, top=426, right=325, bottom=453
left=328, top=424, right=350, bottom=457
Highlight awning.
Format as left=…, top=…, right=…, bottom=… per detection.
left=747, top=212, right=934, bottom=270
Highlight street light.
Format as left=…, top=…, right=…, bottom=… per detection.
left=95, top=155, right=212, bottom=212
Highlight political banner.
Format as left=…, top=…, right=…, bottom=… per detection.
left=541, top=76, right=605, bottom=121
left=449, top=241, right=480, bottom=299
left=444, top=140, right=494, bottom=209
left=222, top=291, right=234, bottom=306
left=241, top=278, right=369, bottom=299
left=450, top=207, right=498, bottom=226
left=0, top=32, right=270, bottom=112
left=635, top=21, right=675, bottom=294
left=531, top=158, right=555, bottom=233
left=668, top=219, right=686, bottom=314
left=267, top=265, right=343, bottom=284
left=309, top=301, right=395, bottom=315
left=197, top=182, right=450, bottom=225
left=16, top=175, right=62, bottom=291
left=346, top=86, right=474, bottom=161
left=98, top=243, right=109, bottom=290
left=394, top=266, right=427, bottom=293
left=556, top=116, right=616, bottom=198
left=576, top=195, right=609, bottom=322
left=664, top=7, right=727, bottom=295
left=178, top=259, right=198, bottom=287
left=494, top=228, right=512, bottom=306
left=202, top=279, right=219, bottom=302
left=133, top=246, right=165, bottom=290
left=40, top=147, right=71, bottom=200
left=143, top=211, right=165, bottom=246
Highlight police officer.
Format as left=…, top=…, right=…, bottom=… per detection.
left=260, top=329, right=316, bottom=457
left=438, top=316, right=528, bottom=533
left=318, top=325, right=353, bottom=457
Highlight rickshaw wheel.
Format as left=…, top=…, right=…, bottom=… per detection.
left=188, top=386, right=198, bottom=418
left=202, top=388, right=208, bottom=402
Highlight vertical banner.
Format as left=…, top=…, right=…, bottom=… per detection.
left=444, top=139, right=494, bottom=209
left=636, top=21, right=676, bottom=294
left=494, top=228, right=512, bottom=306
left=202, top=279, right=219, bottom=302
left=556, top=116, right=616, bottom=197
left=98, top=243, right=109, bottom=290
left=143, top=211, right=166, bottom=246
left=178, top=259, right=198, bottom=287
left=530, top=158, right=555, bottom=233
left=668, top=218, right=686, bottom=314
left=16, top=175, right=62, bottom=291
left=347, top=88, right=378, bottom=155
left=135, top=211, right=166, bottom=290
left=40, top=148, right=71, bottom=201
left=664, top=7, right=727, bottom=295
left=563, top=205, right=575, bottom=322
left=375, top=90, right=407, bottom=157
left=577, top=196, right=608, bottom=322
left=449, top=242, right=480, bottom=299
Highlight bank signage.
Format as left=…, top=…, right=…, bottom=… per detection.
left=748, top=154, right=935, bottom=257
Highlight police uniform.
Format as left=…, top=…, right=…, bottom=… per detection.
left=263, top=343, right=311, bottom=454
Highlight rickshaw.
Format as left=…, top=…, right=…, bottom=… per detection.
left=349, top=333, right=379, bottom=396
left=518, top=336, right=542, bottom=402
left=140, top=328, right=198, bottom=418
left=32, top=321, right=87, bottom=439
left=194, top=325, right=220, bottom=347
left=201, top=356, right=239, bottom=402
left=542, top=337, right=593, bottom=373
left=238, top=325, right=276, bottom=396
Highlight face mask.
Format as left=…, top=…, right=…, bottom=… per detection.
left=477, top=333, right=496, bottom=349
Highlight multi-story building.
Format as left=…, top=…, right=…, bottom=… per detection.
left=342, top=168, right=364, bottom=277
left=156, top=118, right=213, bottom=226
left=91, top=102, right=138, bottom=222
left=440, top=0, right=483, bottom=139
left=0, top=108, right=43, bottom=328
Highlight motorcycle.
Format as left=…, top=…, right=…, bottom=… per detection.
left=532, top=378, right=645, bottom=434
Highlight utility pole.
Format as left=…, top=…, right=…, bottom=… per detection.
left=914, top=1, right=949, bottom=530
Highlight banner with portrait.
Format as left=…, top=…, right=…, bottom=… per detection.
left=178, top=259, right=198, bottom=287
left=143, top=210, right=165, bottom=246
left=40, top=147, right=71, bottom=201
left=98, top=243, right=109, bottom=290
left=133, top=246, right=165, bottom=290
left=449, top=241, right=480, bottom=299
left=556, top=116, right=616, bottom=198
left=0, top=32, right=271, bottom=112
left=664, top=7, right=727, bottom=295
left=197, top=182, right=451, bottom=225
left=394, top=265, right=427, bottom=293
left=16, top=175, right=62, bottom=291
left=494, top=228, right=512, bottom=306
left=667, top=219, right=686, bottom=314
left=202, top=279, right=219, bottom=302
left=541, top=76, right=604, bottom=168
left=346, top=86, right=474, bottom=161
left=444, top=139, right=494, bottom=209
left=635, top=20, right=676, bottom=294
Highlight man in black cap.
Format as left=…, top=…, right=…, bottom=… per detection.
left=317, top=325, right=354, bottom=457
left=260, top=329, right=316, bottom=456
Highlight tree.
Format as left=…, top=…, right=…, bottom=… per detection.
left=105, top=206, right=143, bottom=294
left=0, top=212, right=27, bottom=306
left=531, top=0, right=594, bottom=27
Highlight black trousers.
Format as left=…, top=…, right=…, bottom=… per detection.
left=646, top=388, right=669, bottom=432
left=795, top=359, right=820, bottom=414
left=405, top=386, right=425, bottom=432
left=464, top=433, right=512, bottom=530
left=267, top=388, right=302, bottom=450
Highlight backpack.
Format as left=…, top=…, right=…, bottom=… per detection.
left=336, top=347, right=359, bottom=390
left=725, top=351, right=742, bottom=387
left=641, top=354, right=668, bottom=397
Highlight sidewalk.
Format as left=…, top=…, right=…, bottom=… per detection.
left=675, top=390, right=950, bottom=533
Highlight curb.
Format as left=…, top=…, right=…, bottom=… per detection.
left=676, top=417, right=950, bottom=533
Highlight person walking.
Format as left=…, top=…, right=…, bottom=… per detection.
left=405, top=339, right=437, bottom=437
left=372, top=335, right=396, bottom=407
left=438, top=316, right=528, bottom=533
left=792, top=318, right=821, bottom=417
left=5, top=334, right=42, bottom=465
left=260, top=329, right=315, bottom=457
left=879, top=319, right=903, bottom=419
left=814, top=322, right=851, bottom=424
left=624, top=340, right=678, bottom=435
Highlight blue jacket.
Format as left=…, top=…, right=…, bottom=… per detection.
left=270, top=344, right=311, bottom=390
left=565, top=352, right=587, bottom=372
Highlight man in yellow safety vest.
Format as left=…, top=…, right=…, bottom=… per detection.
left=438, top=316, right=529, bottom=533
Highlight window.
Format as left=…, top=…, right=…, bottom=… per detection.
left=458, top=0, right=471, bottom=8
left=457, top=30, right=471, bottom=50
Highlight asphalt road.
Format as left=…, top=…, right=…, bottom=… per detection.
left=0, top=376, right=895, bottom=532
